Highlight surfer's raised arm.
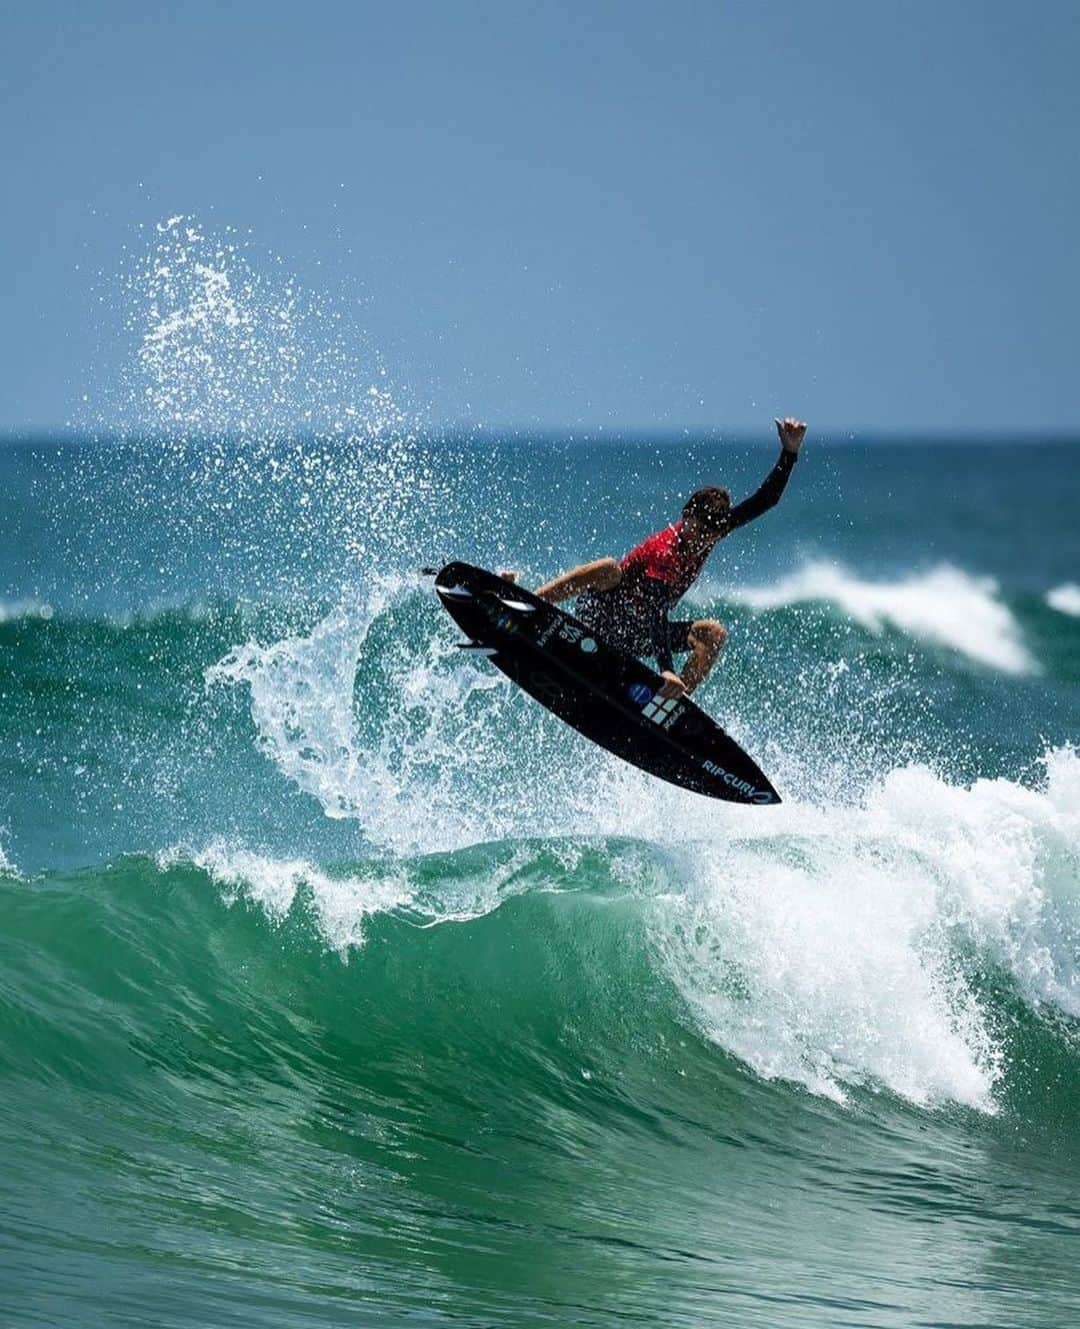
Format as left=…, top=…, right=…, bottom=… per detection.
left=497, top=416, right=805, bottom=703
left=722, top=418, right=806, bottom=535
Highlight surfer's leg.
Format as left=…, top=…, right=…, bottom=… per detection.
left=680, top=620, right=727, bottom=694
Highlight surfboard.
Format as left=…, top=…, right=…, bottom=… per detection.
left=433, top=561, right=780, bottom=805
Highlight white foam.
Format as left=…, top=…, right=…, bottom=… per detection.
left=0, top=598, right=54, bottom=623
left=160, top=833, right=584, bottom=955
left=161, top=841, right=412, bottom=955
left=651, top=746, right=1080, bottom=1111
left=731, top=561, right=1035, bottom=674
left=201, top=589, right=1080, bottom=1112
left=0, top=839, right=18, bottom=878
left=175, top=743, right=1080, bottom=1111
left=1047, top=582, right=1080, bottom=617
left=206, top=581, right=398, bottom=824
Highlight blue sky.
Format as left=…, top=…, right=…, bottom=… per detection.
left=2, top=0, right=1078, bottom=434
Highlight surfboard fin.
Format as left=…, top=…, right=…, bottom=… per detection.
left=455, top=641, right=497, bottom=655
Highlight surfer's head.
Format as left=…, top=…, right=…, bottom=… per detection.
left=682, top=486, right=731, bottom=538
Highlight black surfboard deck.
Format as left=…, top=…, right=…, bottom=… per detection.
left=434, top=562, right=780, bottom=805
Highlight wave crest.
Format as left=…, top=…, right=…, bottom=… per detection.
left=1047, top=583, right=1080, bottom=617
left=731, top=561, right=1036, bottom=674
left=0, top=597, right=53, bottom=624
left=158, top=841, right=411, bottom=953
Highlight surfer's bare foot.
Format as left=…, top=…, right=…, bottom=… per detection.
left=775, top=417, right=807, bottom=454
left=658, top=670, right=687, bottom=700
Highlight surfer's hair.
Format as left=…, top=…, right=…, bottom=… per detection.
left=683, top=486, right=731, bottom=529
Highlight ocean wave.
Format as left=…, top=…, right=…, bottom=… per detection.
left=1047, top=582, right=1080, bottom=617
left=10, top=565, right=1072, bottom=1113
left=730, top=561, right=1036, bottom=674
left=3, top=831, right=1078, bottom=1329
left=0, top=597, right=53, bottom=623
left=120, top=744, right=1080, bottom=1113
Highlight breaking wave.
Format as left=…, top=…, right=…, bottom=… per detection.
left=1048, top=583, right=1080, bottom=618
left=730, top=561, right=1036, bottom=674
left=6, top=739, right=1077, bottom=1120
left=0, top=597, right=54, bottom=624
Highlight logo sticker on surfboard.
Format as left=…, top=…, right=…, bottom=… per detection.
left=627, top=684, right=683, bottom=729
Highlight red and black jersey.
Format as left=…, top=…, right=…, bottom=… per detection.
left=576, top=447, right=797, bottom=671
left=620, top=521, right=709, bottom=605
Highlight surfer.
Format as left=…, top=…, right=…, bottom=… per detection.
left=520, top=418, right=806, bottom=698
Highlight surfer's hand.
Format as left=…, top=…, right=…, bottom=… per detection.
left=658, top=670, right=687, bottom=700
left=497, top=570, right=520, bottom=584
left=775, top=418, right=807, bottom=454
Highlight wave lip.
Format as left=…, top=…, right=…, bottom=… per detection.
left=158, top=841, right=412, bottom=952
left=731, top=560, right=1036, bottom=674
left=1047, top=583, right=1080, bottom=617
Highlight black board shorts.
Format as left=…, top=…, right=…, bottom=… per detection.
left=576, top=595, right=695, bottom=664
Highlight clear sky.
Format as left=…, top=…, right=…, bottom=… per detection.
left=3, top=0, right=1078, bottom=435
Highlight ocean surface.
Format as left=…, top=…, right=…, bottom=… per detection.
left=2, top=431, right=1079, bottom=1329
left=2, top=219, right=1079, bottom=1329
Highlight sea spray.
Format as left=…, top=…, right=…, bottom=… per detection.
left=71, top=214, right=480, bottom=601
left=206, top=576, right=615, bottom=855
